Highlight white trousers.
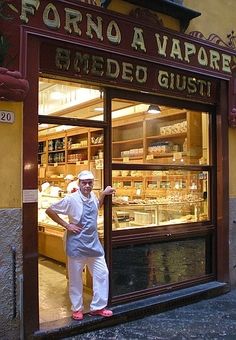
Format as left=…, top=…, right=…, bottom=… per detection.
left=67, top=255, right=109, bottom=312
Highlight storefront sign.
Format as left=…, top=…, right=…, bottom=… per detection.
left=18, top=0, right=235, bottom=78
left=40, top=43, right=218, bottom=103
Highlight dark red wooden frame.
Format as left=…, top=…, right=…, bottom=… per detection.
left=20, top=27, right=229, bottom=340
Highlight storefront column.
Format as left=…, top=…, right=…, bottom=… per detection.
left=0, top=68, right=29, bottom=339
left=0, top=100, right=23, bottom=339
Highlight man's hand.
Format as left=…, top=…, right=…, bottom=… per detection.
left=98, top=186, right=116, bottom=208
left=103, top=186, right=116, bottom=196
left=67, top=223, right=83, bottom=234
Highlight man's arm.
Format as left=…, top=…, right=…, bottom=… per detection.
left=45, top=207, right=82, bottom=233
left=98, top=186, right=115, bottom=208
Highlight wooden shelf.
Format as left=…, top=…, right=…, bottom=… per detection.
left=146, top=132, right=186, bottom=140
left=112, top=138, right=143, bottom=144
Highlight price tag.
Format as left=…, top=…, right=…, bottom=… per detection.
left=0, top=110, right=15, bottom=124
left=146, top=154, right=154, bottom=160
left=95, top=159, right=103, bottom=169
left=123, top=157, right=129, bottom=162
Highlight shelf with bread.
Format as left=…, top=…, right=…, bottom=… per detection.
left=110, top=109, right=202, bottom=165
left=112, top=197, right=208, bottom=230
left=111, top=168, right=208, bottom=230
left=38, top=108, right=204, bottom=185
left=38, top=127, right=103, bottom=187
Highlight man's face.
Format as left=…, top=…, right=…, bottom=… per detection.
left=79, top=179, right=94, bottom=197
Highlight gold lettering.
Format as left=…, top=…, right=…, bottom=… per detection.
left=43, top=3, right=60, bottom=29
left=106, top=59, right=120, bottom=79
left=155, top=34, right=168, bottom=57
left=170, top=39, right=183, bottom=61
left=131, top=28, right=146, bottom=52
left=64, top=8, right=82, bottom=35
left=107, top=20, right=121, bottom=45
left=136, top=66, right=147, bottom=84
left=207, top=81, right=211, bottom=97
left=20, top=0, right=40, bottom=23
left=184, top=42, right=196, bottom=63
left=187, top=78, right=197, bottom=94
left=170, top=73, right=175, bottom=90
left=176, top=74, right=186, bottom=91
left=86, top=14, right=103, bottom=41
left=74, top=52, right=90, bottom=74
left=222, top=54, right=232, bottom=73
left=158, top=70, right=169, bottom=89
left=209, top=50, right=220, bottom=70
left=122, top=62, right=133, bottom=82
left=197, top=79, right=207, bottom=96
left=157, top=69, right=212, bottom=97
left=55, top=48, right=70, bottom=71
left=198, top=47, right=208, bottom=66
left=91, top=56, right=104, bottom=76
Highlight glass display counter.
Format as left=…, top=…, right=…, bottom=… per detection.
left=112, top=200, right=207, bottom=230
left=112, top=169, right=209, bottom=230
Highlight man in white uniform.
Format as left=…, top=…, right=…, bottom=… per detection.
left=46, top=170, right=115, bottom=320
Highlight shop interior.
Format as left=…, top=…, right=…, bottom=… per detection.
left=38, top=77, right=211, bottom=323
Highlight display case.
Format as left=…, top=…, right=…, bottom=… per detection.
left=112, top=200, right=207, bottom=230
left=112, top=169, right=209, bottom=230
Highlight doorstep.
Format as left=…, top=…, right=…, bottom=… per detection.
left=33, top=281, right=230, bottom=339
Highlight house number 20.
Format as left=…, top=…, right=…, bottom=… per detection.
left=0, top=111, right=15, bottom=124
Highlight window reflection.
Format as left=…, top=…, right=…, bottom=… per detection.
left=112, top=238, right=207, bottom=296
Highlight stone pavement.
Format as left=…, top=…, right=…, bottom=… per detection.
left=64, top=288, right=236, bottom=340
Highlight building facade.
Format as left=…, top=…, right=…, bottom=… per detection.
left=0, top=0, right=236, bottom=339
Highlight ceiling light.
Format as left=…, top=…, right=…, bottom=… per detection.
left=147, top=105, right=161, bottom=114
left=94, top=107, right=103, bottom=112
left=50, top=91, right=63, bottom=100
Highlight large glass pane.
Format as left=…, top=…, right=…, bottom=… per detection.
left=112, top=238, right=207, bottom=296
left=39, top=77, right=104, bottom=121
left=112, top=169, right=209, bottom=230
left=111, top=99, right=210, bottom=166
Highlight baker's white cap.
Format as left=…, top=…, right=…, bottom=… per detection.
left=78, top=170, right=94, bottom=180
left=64, top=174, right=74, bottom=180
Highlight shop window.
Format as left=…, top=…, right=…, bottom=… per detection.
left=111, top=95, right=213, bottom=300
left=112, top=238, right=207, bottom=296
left=111, top=98, right=211, bottom=230
left=112, top=169, right=209, bottom=230
left=39, top=77, right=104, bottom=121
left=111, top=101, right=210, bottom=166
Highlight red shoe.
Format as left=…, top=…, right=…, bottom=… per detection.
left=72, top=310, right=83, bottom=320
left=90, top=308, right=113, bottom=317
